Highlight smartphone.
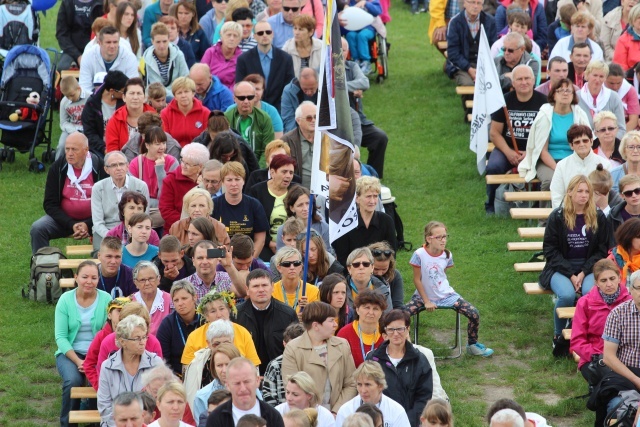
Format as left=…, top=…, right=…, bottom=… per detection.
left=207, top=248, right=226, bottom=258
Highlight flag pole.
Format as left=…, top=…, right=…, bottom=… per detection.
left=301, top=193, right=315, bottom=303
left=502, top=107, right=520, bottom=155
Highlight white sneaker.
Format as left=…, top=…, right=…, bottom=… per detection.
left=466, top=342, right=494, bottom=357
left=360, top=60, right=373, bottom=75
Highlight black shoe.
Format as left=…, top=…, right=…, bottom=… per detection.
left=552, top=335, right=570, bottom=358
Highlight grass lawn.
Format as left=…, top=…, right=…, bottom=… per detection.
left=0, top=3, right=595, bottom=426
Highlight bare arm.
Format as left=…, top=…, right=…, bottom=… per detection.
left=604, top=340, right=640, bottom=389
left=538, top=140, right=557, bottom=170
left=412, top=265, right=436, bottom=312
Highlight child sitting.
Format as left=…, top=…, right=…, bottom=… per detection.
left=492, top=10, right=541, bottom=58
left=147, top=82, right=167, bottom=114
left=55, top=76, right=89, bottom=160
left=404, top=221, right=494, bottom=357
left=421, top=399, right=453, bottom=427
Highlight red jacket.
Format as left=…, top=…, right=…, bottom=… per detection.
left=336, top=322, right=385, bottom=368
left=158, top=166, right=198, bottom=235
left=570, top=285, right=631, bottom=369
left=84, top=322, right=114, bottom=390
left=613, top=30, right=640, bottom=72
left=105, top=104, right=157, bottom=153
left=160, top=98, right=210, bottom=147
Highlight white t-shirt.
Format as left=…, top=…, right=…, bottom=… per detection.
left=409, top=247, right=456, bottom=303
left=232, top=400, right=261, bottom=425
left=147, top=421, right=192, bottom=427
left=335, top=395, right=410, bottom=427
left=275, top=402, right=336, bottom=427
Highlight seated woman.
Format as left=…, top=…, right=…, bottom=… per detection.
left=181, top=291, right=259, bottom=366
left=605, top=64, right=640, bottom=132
left=340, top=0, right=382, bottom=75
left=283, top=15, right=322, bottom=78
left=276, top=185, right=330, bottom=251
left=173, top=0, right=210, bottom=61
left=592, top=111, right=624, bottom=168
left=159, top=142, right=210, bottom=235
left=540, top=175, right=611, bottom=355
left=295, top=233, right=343, bottom=287
left=282, top=301, right=357, bottom=413
left=202, top=21, right=243, bottom=90
left=116, top=2, right=142, bottom=58
left=589, top=165, right=622, bottom=217
left=160, top=77, right=211, bottom=147
left=273, top=246, right=321, bottom=315
left=518, top=78, right=590, bottom=195
left=168, top=187, right=230, bottom=248
left=140, top=364, right=196, bottom=425
left=549, top=12, right=604, bottom=62
left=275, top=371, right=336, bottom=427
left=271, top=217, right=305, bottom=280
left=571, top=259, right=631, bottom=388
left=337, top=289, right=387, bottom=368
left=98, top=314, right=163, bottom=426
left=609, top=218, right=640, bottom=287
left=342, top=247, right=393, bottom=312
left=210, top=131, right=253, bottom=181
left=550, top=124, right=611, bottom=208
left=366, top=310, right=432, bottom=427
left=246, top=139, right=303, bottom=189
left=335, top=361, right=411, bottom=427
left=611, top=131, right=640, bottom=192
left=602, top=0, right=636, bottom=61
left=105, top=78, right=157, bottom=153
left=121, top=112, right=183, bottom=162
left=122, top=213, right=159, bottom=268
left=319, top=273, right=353, bottom=334
left=614, top=3, right=640, bottom=71
left=130, top=261, right=172, bottom=335
left=148, top=381, right=192, bottom=427
left=143, top=22, right=190, bottom=99
left=55, top=261, right=111, bottom=426
left=369, top=241, right=404, bottom=310
left=106, top=191, right=160, bottom=246
left=242, top=74, right=284, bottom=139
left=183, top=216, right=219, bottom=258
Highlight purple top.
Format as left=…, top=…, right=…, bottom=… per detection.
left=201, top=42, right=242, bottom=90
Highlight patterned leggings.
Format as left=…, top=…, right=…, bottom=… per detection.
left=404, top=294, right=481, bottom=345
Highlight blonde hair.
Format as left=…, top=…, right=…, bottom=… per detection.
left=60, top=75, right=79, bottom=96
left=220, top=161, right=246, bottom=180
left=156, top=381, right=187, bottom=403
left=593, top=111, right=617, bottom=129
left=353, top=361, right=387, bottom=389
left=423, top=221, right=446, bottom=246
left=224, top=0, right=249, bottom=20
left=421, top=399, right=454, bottom=427
left=563, top=175, right=598, bottom=231
left=275, top=246, right=302, bottom=265
left=182, top=187, right=214, bottom=215
left=283, top=409, right=318, bottom=427
left=171, top=76, right=196, bottom=95
left=265, top=140, right=291, bottom=163
left=620, top=130, right=640, bottom=161
left=286, top=372, right=321, bottom=407
left=220, top=21, right=242, bottom=38
left=585, top=60, right=609, bottom=78
left=355, top=176, right=381, bottom=197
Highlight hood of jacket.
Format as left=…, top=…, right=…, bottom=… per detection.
left=103, top=348, right=159, bottom=373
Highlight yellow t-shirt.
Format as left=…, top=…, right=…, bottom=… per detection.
left=272, top=280, right=320, bottom=313
left=269, top=189, right=288, bottom=241
left=180, top=321, right=261, bottom=366
left=352, top=320, right=381, bottom=346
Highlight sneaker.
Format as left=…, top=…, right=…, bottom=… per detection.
left=360, top=60, right=373, bottom=75
left=419, top=7, right=427, bottom=12
left=467, top=342, right=494, bottom=357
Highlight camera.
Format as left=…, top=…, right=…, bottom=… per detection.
left=207, top=248, right=226, bottom=258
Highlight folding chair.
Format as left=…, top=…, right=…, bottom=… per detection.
left=412, top=306, right=462, bottom=359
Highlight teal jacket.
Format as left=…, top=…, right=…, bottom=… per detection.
left=54, top=289, right=111, bottom=356
left=224, top=107, right=275, bottom=167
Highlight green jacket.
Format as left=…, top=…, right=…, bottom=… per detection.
left=225, top=106, right=275, bottom=167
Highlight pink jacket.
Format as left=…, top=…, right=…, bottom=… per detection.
left=201, top=42, right=242, bottom=90
left=613, top=31, right=640, bottom=72
left=95, top=332, right=163, bottom=386
left=84, top=322, right=114, bottom=390
left=570, top=285, right=631, bottom=369
left=130, top=290, right=173, bottom=336
left=301, top=0, right=324, bottom=36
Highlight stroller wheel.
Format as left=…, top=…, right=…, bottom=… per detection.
left=7, top=148, right=15, bottom=163
left=47, top=149, right=56, bottom=163
left=376, top=75, right=385, bottom=84
left=42, top=150, right=49, bottom=163
left=28, top=158, right=44, bottom=173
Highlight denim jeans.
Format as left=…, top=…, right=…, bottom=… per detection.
left=56, top=352, right=86, bottom=427
left=550, top=272, right=595, bottom=335
left=485, top=148, right=514, bottom=212
left=346, top=28, right=376, bottom=61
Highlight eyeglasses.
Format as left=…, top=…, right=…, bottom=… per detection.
left=555, top=88, right=573, bottom=95
left=627, top=145, right=640, bottom=152
left=135, top=277, right=157, bottom=284
left=203, top=178, right=221, bottom=185
left=504, top=47, right=521, bottom=53
left=283, top=6, right=300, bottom=11
left=429, top=234, right=449, bottom=241
left=255, top=30, right=273, bottom=36
left=181, top=159, right=198, bottom=167
left=622, top=187, right=640, bottom=197
left=596, top=126, right=617, bottom=133
left=279, top=260, right=302, bottom=268
left=371, top=249, right=394, bottom=257
left=123, top=335, right=149, bottom=343
left=570, top=138, right=591, bottom=145
left=106, top=162, right=128, bottom=169
left=235, top=94, right=256, bottom=101
left=295, top=229, right=320, bottom=240
left=350, top=261, right=372, bottom=268
left=385, top=326, right=407, bottom=334
left=304, top=114, right=316, bottom=122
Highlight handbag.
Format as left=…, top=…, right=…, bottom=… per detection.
left=585, top=354, right=612, bottom=388
left=138, top=155, right=165, bottom=229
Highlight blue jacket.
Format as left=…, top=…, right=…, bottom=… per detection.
left=494, top=0, right=548, bottom=50
left=201, top=75, right=234, bottom=111
left=445, top=11, right=497, bottom=78
left=547, top=19, right=570, bottom=52
left=343, top=0, right=382, bottom=34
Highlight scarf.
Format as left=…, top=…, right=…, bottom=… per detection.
left=618, top=78, right=633, bottom=110
left=67, top=153, right=93, bottom=199
left=599, top=287, right=621, bottom=305
left=628, top=25, right=640, bottom=41
left=580, top=84, right=611, bottom=117
left=613, top=245, right=640, bottom=286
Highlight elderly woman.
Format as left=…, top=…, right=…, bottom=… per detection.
left=611, top=131, right=640, bottom=192
left=335, top=361, right=411, bottom=427
left=276, top=185, right=330, bottom=251
left=541, top=175, right=611, bottom=355
left=549, top=12, right=604, bottom=61
left=283, top=15, right=322, bottom=78
left=337, top=289, right=388, bottom=368
left=159, top=142, right=210, bottom=235
left=332, top=176, right=397, bottom=268
left=106, top=78, right=158, bottom=152
left=366, top=310, right=432, bottom=427
left=98, top=314, right=163, bottom=426
left=368, top=242, right=404, bottom=310
left=169, top=187, right=230, bottom=247
left=161, top=77, right=211, bottom=147
left=149, top=381, right=192, bottom=427
left=294, top=233, right=344, bottom=287
left=602, top=0, right=638, bottom=61
left=181, top=291, right=259, bottom=365
left=121, top=112, right=183, bottom=162
left=130, top=261, right=172, bottom=335
left=614, top=4, right=640, bottom=70
left=550, top=124, right=611, bottom=208
left=592, top=111, right=624, bottom=168
left=518, top=78, right=591, bottom=194
left=202, top=21, right=243, bottom=90
left=273, top=247, right=321, bottom=314
left=157, top=280, right=202, bottom=375
left=212, top=161, right=269, bottom=258
left=55, top=261, right=111, bottom=427
left=343, top=247, right=393, bottom=312
left=173, top=0, right=210, bottom=61
left=106, top=191, right=160, bottom=246
left=282, top=301, right=357, bottom=413
left=248, top=155, right=297, bottom=260
left=276, top=371, right=336, bottom=427
left=246, top=139, right=302, bottom=188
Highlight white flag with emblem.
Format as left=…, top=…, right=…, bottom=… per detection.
left=469, top=25, right=505, bottom=175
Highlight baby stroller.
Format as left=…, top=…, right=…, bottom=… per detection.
left=0, top=45, right=58, bottom=172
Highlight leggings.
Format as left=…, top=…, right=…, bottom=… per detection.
left=404, top=294, right=480, bottom=345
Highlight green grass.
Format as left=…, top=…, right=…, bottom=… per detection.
left=0, top=4, right=594, bottom=427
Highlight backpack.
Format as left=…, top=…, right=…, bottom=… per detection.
left=383, top=200, right=413, bottom=252
left=605, top=390, right=640, bottom=427
left=494, top=182, right=531, bottom=217
left=22, top=247, right=67, bottom=304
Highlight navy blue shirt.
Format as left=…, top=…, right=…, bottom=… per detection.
left=98, top=264, right=136, bottom=298
left=156, top=311, right=202, bottom=375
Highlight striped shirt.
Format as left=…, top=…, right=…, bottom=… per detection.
left=261, top=354, right=285, bottom=406
left=185, top=272, right=231, bottom=304
left=603, top=300, right=640, bottom=368
left=240, top=36, right=258, bottom=52
left=153, top=52, right=171, bottom=85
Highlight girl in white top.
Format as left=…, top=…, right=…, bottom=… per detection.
left=147, top=381, right=194, bottom=427
left=276, top=372, right=335, bottom=427
left=404, top=221, right=494, bottom=357
left=335, top=361, right=410, bottom=427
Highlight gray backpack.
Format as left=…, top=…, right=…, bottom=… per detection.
left=22, top=247, right=66, bottom=304
left=494, top=182, right=531, bottom=217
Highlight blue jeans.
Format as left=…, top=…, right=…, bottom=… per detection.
left=485, top=149, right=514, bottom=212
left=346, top=28, right=375, bottom=61
left=550, top=272, right=595, bottom=335
left=56, top=353, right=86, bottom=427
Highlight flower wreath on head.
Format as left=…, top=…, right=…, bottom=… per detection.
left=107, top=296, right=131, bottom=314
left=196, top=290, right=238, bottom=318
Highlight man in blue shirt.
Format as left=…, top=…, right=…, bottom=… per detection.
left=267, top=0, right=302, bottom=48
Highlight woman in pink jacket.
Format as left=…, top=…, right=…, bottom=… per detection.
left=201, top=21, right=242, bottom=90
left=613, top=4, right=640, bottom=71
left=570, top=259, right=631, bottom=387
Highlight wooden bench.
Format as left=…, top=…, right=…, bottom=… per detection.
left=60, top=278, right=76, bottom=288
left=510, top=208, right=552, bottom=220
left=71, top=386, right=97, bottom=399
left=65, top=245, right=93, bottom=257
left=562, top=329, right=572, bottom=340
left=504, top=191, right=551, bottom=202
left=556, top=307, right=575, bottom=319
left=514, top=262, right=545, bottom=272
left=508, top=241, right=543, bottom=251
left=523, top=282, right=552, bottom=295
left=69, top=410, right=100, bottom=424
left=59, top=259, right=100, bottom=269
left=455, top=86, right=474, bottom=96
left=518, top=227, right=545, bottom=238
left=60, top=69, right=80, bottom=80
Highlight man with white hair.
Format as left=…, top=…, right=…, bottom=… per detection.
left=490, top=409, right=525, bottom=427
left=494, top=32, right=540, bottom=93
left=281, top=101, right=315, bottom=188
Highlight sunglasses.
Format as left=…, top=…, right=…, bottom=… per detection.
left=235, top=95, right=256, bottom=101
left=304, top=114, right=316, bottom=122
left=371, top=249, right=394, bottom=257
left=596, top=126, right=617, bottom=133
left=350, top=261, right=372, bottom=268
left=214, top=0, right=230, bottom=3
left=623, top=187, right=640, bottom=198
left=279, top=260, right=302, bottom=267
left=255, top=30, right=273, bottom=36
left=283, top=6, right=300, bottom=11
left=504, top=47, right=521, bottom=53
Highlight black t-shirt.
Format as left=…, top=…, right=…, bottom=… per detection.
left=211, top=195, right=269, bottom=240
left=252, top=304, right=270, bottom=374
left=491, top=90, right=547, bottom=151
